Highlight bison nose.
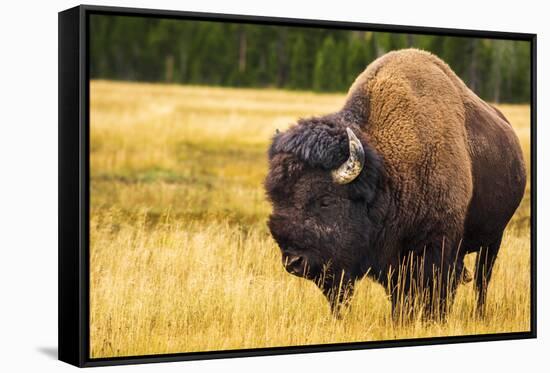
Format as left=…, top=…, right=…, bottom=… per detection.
left=283, top=255, right=307, bottom=276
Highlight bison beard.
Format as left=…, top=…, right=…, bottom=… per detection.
left=264, top=49, right=526, bottom=320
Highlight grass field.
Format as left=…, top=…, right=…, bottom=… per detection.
left=89, top=80, right=531, bottom=358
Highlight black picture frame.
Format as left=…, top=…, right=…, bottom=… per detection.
left=58, top=4, right=537, bottom=368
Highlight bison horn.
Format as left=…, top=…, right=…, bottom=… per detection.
left=331, top=127, right=365, bottom=184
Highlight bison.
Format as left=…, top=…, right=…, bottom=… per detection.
left=265, top=49, right=526, bottom=320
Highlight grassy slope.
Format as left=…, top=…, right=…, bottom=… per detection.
left=89, top=81, right=531, bottom=358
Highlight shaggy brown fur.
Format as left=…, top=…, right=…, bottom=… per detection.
left=266, top=49, right=526, bottom=319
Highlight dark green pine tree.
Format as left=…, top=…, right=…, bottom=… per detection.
left=289, top=35, right=310, bottom=90
left=509, top=41, right=531, bottom=103
left=345, top=35, right=371, bottom=87
left=313, top=36, right=344, bottom=92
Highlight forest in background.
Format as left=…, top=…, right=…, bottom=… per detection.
left=90, top=15, right=531, bottom=103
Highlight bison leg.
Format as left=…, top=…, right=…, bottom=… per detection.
left=388, top=265, right=416, bottom=323
left=474, top=233, right=503, bottom=316
left=426, top=264, right=460, bottom=321
left=390, top=246, right=463, bottom=323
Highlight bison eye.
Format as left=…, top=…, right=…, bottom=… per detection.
left=318, top=196, right=331, bottom=208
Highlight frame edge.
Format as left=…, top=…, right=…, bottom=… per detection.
left=58, top=5, right=86, bottom=368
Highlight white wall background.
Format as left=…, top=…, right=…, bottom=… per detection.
left=0, top=0, right=546, bottom=371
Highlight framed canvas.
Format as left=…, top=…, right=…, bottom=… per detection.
left=58, top=4, right=537, bottom=367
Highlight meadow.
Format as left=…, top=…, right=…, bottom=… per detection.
left=89, top=80, right=531, bottom=358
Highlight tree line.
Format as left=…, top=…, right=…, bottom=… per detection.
left=90, top=15, right=531, bottom=103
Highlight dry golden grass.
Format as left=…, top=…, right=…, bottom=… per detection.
left=89, top=80, right=531, bottom=358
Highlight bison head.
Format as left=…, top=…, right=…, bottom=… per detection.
left=265, top=114, right=384, bottom=315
